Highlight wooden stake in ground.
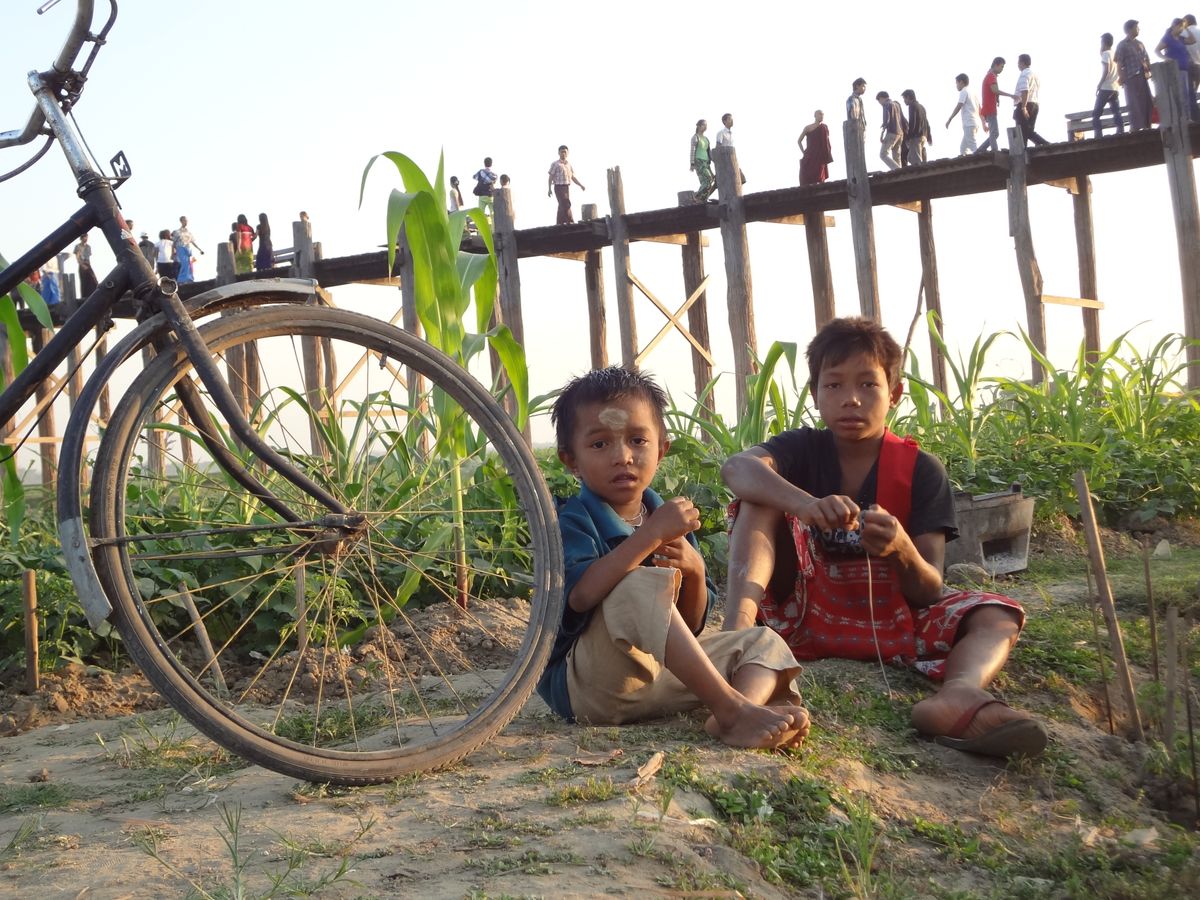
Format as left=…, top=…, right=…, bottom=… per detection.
left=1143, top=535, right=1160, bottom=682
left=22, top=570, right=38, bottom=693
left=1165, top=606, right=1179, bottom=750
left=1183, top=614, right=1199, bottom=824
left=1074, top=470, right=1144, bottom=741
left=1085, top=566, right=1116, bottom=735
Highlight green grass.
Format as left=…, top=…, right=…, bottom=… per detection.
left=272, top=702, right=391, bottom=746
left=95, top=714, right=243, bottom=778
left=545, top=776, right=616, bottom=807
left=0, top=783, right=83, bottom=815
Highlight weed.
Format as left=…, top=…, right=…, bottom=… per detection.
left=518, top=763, right=581, bottom=787
left=911, top=817, right=990, bottom=865
left=626, top=833, right=658, bottom=858
left=545, top=776, right=616, bottom=807
left=656, top=867, right=747, bottom=894
left=470, top=849, right=582, bottom=876
left=96, top=714, right=242, bottom=779
left=134, top=800, right=372, bottom=899
left=272, top=702, right=390, bottom=746
left=288, top=781, right=359, bottom=803
left=0, top=782, right=81, bottom=814
left=1, top=816, right=43, bottom=858
left=560, top=810, right=615, bottom=828
left=835, top=795, right=884, bottom=900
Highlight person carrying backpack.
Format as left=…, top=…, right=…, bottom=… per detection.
left=473, top=158, right=497, bottom=217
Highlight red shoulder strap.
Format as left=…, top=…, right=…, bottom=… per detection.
left=876, top=429, right=919, bottom=530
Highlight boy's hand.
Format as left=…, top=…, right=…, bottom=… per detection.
left=644, top=496, right=701, bottom=544
left=652, top=536, right=705, bottom=580
left=794, top=494, right=860, bottom=533
left=859, top=504, right=907, bottom=557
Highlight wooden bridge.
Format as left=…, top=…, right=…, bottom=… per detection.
left=5, top=62, right=1199, bottom=484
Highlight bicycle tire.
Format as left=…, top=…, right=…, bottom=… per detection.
left=89, top=305, right=562, bottom=784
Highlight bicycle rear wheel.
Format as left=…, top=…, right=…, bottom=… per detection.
left=89, top=305, right=562, bottom=784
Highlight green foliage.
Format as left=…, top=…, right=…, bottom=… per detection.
left=897, top=321, right=1200, bottom=523
left=359, top=151, right=525, bottom=427
left=0, top=505, right=118, bottom=674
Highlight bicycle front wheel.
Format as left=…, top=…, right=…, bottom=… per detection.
left=89, top=305, right=562, bottom=784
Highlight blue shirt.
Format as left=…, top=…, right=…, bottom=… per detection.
left=535, top=484, right=717, bottom=720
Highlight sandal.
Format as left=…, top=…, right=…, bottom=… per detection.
left=932, top=698, right=1048, bottom=759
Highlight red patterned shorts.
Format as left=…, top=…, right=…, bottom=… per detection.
left=732, top=505, right=1025, bottom=681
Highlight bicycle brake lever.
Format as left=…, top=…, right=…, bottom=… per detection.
left=37, top=0, right=66, bottom=14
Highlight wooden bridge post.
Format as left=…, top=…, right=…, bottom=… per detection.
left=804, top=213, right=836, bottom=328
left=1006, top=127, right=1047, bottom=383
left=1151, top=61, right=1200, bottom=389
left=29, top=328, right=57, bottom=488
left=606, top=167, right=638, bottom=368
left=676, top=191, right=714, bottom=411
left=581, top=203, right=608, bottom=370
left=291, top=218, right=329, bottom=457
left=712, top=145, right=758, bottom=414
left=492, top=188, right=530, bottom=442
left=493, top=186, right=526, bottom=352
left=215, top=242, right=249, bottom=418
left=842, top=119, right=880, bottom=320
left=916, top=199, right=948, bottom=396
left=1072, top=176, right=1102, bottom=359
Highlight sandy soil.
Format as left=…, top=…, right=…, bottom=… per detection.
left=0, top=552, right=1196, bottom=898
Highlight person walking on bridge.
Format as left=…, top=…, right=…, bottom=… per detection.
left=978, top=58, right=1011, bottom=153
left=690, top=119, right=716, bottom=202
left=1116, top=20, right=1153, bottom=131
left=875, top=91, right=906, bottom=170
left=547, top=145, right=585, bottom=225
left=901, top=89, right=931, bottom=165
left=1093, top=33, right=1124, bottom=138
left=1012, top=54, right=1049, bottom=147
left=946, top=73, right=982, bottom=154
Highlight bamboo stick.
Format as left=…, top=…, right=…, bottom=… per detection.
left=1074, top=470, right=1143, bottom=740
left=179, top=585, right=228, bottom=699
left=1143, top=535, right=1160, bottom=682
left=1166, top=606, right=1179, bottom=751
left=1183, top=614, right=1199, bottom=824
left=1086, top=566, right=1115, bottom=734
left=22, top=571, right=38, bottom=693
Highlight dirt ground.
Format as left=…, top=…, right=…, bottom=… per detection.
left=0, top=543, right=1197, bottom=898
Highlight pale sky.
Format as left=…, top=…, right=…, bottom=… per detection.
left=0, top=0, right=1195, bottom=440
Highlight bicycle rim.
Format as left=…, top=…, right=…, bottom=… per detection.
left=89, top=305, right=562, bottom=784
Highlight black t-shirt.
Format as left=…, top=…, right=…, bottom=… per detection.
left=758, top=427, right=958, bottom=542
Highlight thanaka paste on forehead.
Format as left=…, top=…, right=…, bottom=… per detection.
left=597, top=407, right=628, bottom=429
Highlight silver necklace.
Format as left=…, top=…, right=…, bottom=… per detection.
left=621, top=502, right=647, bottom=528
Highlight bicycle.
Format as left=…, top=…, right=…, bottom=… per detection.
left=0, top=0, right=563, bottom=785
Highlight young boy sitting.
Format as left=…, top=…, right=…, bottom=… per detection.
left=721, top=318, right=1047, bottom=758
left=536, top=367, right=810, bottom=750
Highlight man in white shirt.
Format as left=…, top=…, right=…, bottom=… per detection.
left=1093, top=33, right=1124, bottom=139
left=716, top=113, right=735, bottom=148
left=713, top=113, right=746, bottom=186
left=1013, top=53, right=1050, bottom=147
left=945, top=73, right=982, bottom=154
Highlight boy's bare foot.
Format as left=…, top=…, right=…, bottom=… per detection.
left=703, top=702, right=810, bottom=750
left=912, top=683, right=1046, bottom=758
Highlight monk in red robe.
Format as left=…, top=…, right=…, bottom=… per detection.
left=798, top=110, right=834, bottom=186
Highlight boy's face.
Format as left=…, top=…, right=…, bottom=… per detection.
left=813, top=352, right=902, bottom=444
left=558, top=395, right=667, bottom=517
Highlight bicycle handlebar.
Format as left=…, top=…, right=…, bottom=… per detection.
left=0, top=0, right=97, bottom=150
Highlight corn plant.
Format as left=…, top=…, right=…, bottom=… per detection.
left=0, top=250, right=55, bottom=538
left=360, top=152, right=527, bottom=605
